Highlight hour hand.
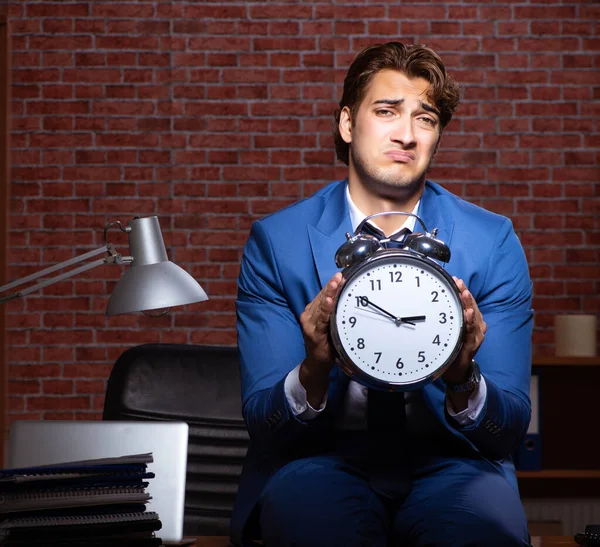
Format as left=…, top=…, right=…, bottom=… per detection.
left=398, top=315, right=426, bottom=324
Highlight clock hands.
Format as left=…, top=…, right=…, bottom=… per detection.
left=358, top=296, right=398, bottom=322
left=358, top=297, right=426, bottom=326
left=399, top=315, right=426, bottom=323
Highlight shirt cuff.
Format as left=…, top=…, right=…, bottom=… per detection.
left=446, top=375, right=487, bottom=425
left=284, top=364, right=327, bottom=421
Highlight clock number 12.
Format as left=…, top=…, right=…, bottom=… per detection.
left=389, top=271, right=403, bottom=283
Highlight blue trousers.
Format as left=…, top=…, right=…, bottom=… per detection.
left=258, top=454, right=530, bottom=547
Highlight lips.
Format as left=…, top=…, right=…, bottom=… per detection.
left=385, top=150, right=415, bottom=162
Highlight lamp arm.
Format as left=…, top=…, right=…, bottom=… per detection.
left=0, top=244, right=131, bottom=304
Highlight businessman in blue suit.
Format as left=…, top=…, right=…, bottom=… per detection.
left=231, top=42, right=533, bottom=547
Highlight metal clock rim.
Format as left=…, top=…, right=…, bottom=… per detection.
left=330, top=249, right=466, bottom=392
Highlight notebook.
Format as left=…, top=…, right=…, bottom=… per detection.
left=7, top=420, right=189, bottom=544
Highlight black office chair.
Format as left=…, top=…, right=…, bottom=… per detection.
left=103, top=343, right=250, bottom=537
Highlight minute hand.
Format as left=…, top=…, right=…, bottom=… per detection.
left=360, top=297, right=399, bottom=322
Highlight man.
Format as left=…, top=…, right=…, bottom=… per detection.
left=231, top=42, right=533, bottom=547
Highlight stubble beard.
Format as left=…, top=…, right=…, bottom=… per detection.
left=350, top=148, right=434, bottom=202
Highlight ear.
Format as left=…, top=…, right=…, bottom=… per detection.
left=339, top=106, right=352, bottom=144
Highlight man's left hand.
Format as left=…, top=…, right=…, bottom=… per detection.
left=442, top=277, right=487, bottom=386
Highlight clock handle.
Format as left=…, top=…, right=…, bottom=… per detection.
left=354, top=211, right=429, bottom=235
left=335, top=211, right=451, bottom=268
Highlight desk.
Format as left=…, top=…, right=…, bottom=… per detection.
left=188, top=536, right=578, bottom=547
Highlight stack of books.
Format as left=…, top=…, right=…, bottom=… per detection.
left=0, top=453, right=163, bottom=546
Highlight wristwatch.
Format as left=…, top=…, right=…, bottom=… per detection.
left=443, top=360, right=481, bottom=393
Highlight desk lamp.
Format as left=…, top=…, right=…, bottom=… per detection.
left=0, top=216, right=208, bottom=314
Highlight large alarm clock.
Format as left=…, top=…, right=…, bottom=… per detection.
left=330, top=212, right=464, bottom=391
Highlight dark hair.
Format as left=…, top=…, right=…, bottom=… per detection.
left=333, top=42, right=461, bottom=165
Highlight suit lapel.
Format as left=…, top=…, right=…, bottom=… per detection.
left=417, top=182, right=455, bottom=270
left=307, top=180, right=353, bottom=290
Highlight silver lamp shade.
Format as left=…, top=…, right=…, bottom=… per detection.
left=106, top=216, right=208, bottom=316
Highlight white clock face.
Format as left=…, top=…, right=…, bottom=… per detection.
left=332, top=253, right=463, bottom=389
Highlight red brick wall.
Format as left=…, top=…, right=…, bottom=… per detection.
left=5, top=1, right=600, bottom=420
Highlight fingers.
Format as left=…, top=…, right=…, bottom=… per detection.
left=453, top=276, right=471, bottom=308
left=304, top=272, right=341, bottom=314
left=452, top=276, right=487, bottom=361
left=314, top=272, right=343, bottom=332
left=323, top=272, right=343, bottom=306
left=453, top=276, right=477, bottom=315
left=300, top=273, right=344, bottom=365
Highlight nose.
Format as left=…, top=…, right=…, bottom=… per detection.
left=390, top=117, right=416, bottom=148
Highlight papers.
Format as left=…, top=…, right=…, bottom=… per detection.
left=0, top=453, right=163, bottom=546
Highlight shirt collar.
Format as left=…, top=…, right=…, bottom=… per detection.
left=346, top=184, right=420, bottom=241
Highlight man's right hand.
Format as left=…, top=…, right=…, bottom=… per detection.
left=299, top=272, right=343, bottom=408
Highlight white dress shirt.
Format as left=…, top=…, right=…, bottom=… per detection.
left=284, top=185, right=487, bottom=428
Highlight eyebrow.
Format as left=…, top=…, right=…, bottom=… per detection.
left=372, top=98, right=441, bottom=118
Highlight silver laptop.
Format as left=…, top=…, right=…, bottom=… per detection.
left=8, top=420, right=188, bottom=544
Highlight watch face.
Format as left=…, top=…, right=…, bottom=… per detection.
left=332, top=251, right=464, bottom=390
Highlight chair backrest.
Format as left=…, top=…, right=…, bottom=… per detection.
left=103, top=343, right=250, bottom=537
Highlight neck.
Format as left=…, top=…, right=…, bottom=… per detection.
left=348, top=178, right=424, bottom=236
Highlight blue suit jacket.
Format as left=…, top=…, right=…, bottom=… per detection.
left=231, top=180, right=533, bottom=545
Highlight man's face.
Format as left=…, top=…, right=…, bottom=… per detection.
left=339, top=69, right=441, bottom=198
